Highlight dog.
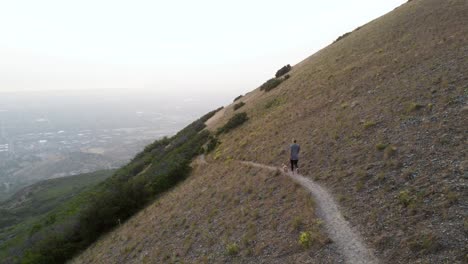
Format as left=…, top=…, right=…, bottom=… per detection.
left=281, top=164, right=289, bottom=173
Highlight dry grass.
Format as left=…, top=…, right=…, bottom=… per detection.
left=72, top=161, right=335, bottom=263
left=203, top=0, right=467, bottom=262
left=73, top=0, right=466, bottom=263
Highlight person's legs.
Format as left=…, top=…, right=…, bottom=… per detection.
left=290, top=160, right=294, bottom=172
left=293, top=160, right=298, bottom=172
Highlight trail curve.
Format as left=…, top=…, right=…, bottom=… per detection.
left=241, top=161, right=379, bottom=264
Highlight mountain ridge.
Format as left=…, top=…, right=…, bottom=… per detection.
left=8, top=0, right=467, bottom=263
left=74, top=0, right=467, bottom=262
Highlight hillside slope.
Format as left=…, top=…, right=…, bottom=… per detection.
left=74, top=0, right=466, bottom=263
left=206, top=0, right=467, bottom=262
left=0, top=170, right=113, bottom=260
left=72, top=160, right=336, bottom=263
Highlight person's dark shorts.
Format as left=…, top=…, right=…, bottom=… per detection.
left=290, top=159, right=298, bottom=171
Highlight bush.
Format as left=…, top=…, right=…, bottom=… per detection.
left=226, top=243, right=239, bottom=255
left=363, top=121, right=376, bottom=129
left=275, top=64, right=292, bottom=78
left=217, top=112, right=248, bottom=134
left=298, top=231, right=314, bottom=249
left=265, top=98, right=283, bottom=109
left=407, top=102, right=425, bottom=112
left=398, top=190, right=412, bottom=206
left=205, top=136, right=219, bottom=153
left=260, top=78, right=282, bottom=92
left=334, top=32, right=351, bottom=43
left=200, top=106, right=224, bottom=123
left=233, top=101, right=245, bottom=111
left=376, top=143, right=388, bottom=151
left=233, top=95, right=243, bottom=102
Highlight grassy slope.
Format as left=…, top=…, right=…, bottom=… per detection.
left=1, top=170, right=114, bottom=216
left=206, top=0, right=467, bottom=263
left=74, top=0, right=466, bottom=263
left=4, top=110, right=217, bottom=264
left=73, top=161, right=334, bottom=263
left=0, top=170, right=113, bottom=260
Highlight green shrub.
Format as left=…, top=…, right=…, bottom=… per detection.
left=298, top=231, right=313, bottom=249
left=205, top=136, right=220, bottom=153
left=226, top=243, right=239, bottom=255
left=275, top=64, right=292, bottom=78
left=407, top=102, right=425, bottom=112
left=334, top=32, right=351, bottom=43
left=233, top=95, right=243, bottom=102
left=217, top=112, right=249, bottom=134
left=260, top=78, right=282, bottom=92
left=233, top=101, right=245, bottom=111
left=376, top=143, right=388, bottom=151
left=363, top=121, right=376, bottom=129
left=398, top=190, right=412, bottom=206
left=265, top=98, right=283, bottom=109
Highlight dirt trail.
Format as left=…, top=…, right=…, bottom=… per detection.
left=241, top=161, right=379, bottom=264
left=196, top=155, right=378, bottom=263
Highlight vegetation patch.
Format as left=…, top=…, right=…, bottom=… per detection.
left=233, top=95, right=243, bottom=102
left=260, top=78, right=283, bottom=92
left=363, top=121, right=377, bottom=129
left=397, top=190, right=413, bottom=207
left=204, top=136, right=220, bottom=154
left=275, top=64, right=292, bottom=78
left=225, top=243, right=239, bottom=255
left=298, top=231, right=313, bottom=249
left=233, top=101, right=245, bottom=111
left=376, top=143, right=389, bottom=151
left=407, top=102, right=425, bottom=112
left=334, top=26, right=361, bottom=43
left=217, top=112, right=249, bottom=135
left=334, top=32, right=352, bottom=43
left=265, top=98, right=284, bottom=109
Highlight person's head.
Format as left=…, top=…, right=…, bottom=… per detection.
left=293, top=139, right=297, bottom=143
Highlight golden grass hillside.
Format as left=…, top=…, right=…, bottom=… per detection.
left=73, top=0, right=466, bottom=263
left=206, top=0, right=467, bottom=263
left=72, top=161, right=336, bottom=263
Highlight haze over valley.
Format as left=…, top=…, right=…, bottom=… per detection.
left=1, top=0, right=465, bottom=263
left=0, top=89, right=224, bottom=200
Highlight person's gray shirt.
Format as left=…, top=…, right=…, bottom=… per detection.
left=290, top=143, right=300, bottom=160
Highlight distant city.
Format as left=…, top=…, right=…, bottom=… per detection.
left=0, top=89, right=226, bottom=200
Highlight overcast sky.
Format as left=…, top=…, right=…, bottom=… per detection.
left=0, top=0, right=406, bottom=98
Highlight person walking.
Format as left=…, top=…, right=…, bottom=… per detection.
left=290, top=139, right=300, bottom=173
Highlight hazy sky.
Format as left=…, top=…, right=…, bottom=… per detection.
left=0, top=0, right=406, bottom=98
